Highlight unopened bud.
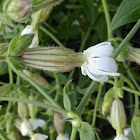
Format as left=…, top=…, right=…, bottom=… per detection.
left=102, top=88, right=114, bottom=115
left=23, top=70, right=48, bottom=87
left=32, top=0, right=63, bottom=11
left=111, top=99, right=126, bottom=134
left=7, top=0, right=32, bottom=23
left=128, top=47, right=140, bottom=65
left=31, top=7, right=52, bottom=30
left=20, top=47, right=85, bottom=72
left=54, top=112, right=65, bottom=135
left=131, top=117, right=140, bottom=140
left=56, top=134, right=69, bottom=140
left=18, top=102, right=29, bottom=119
left=0, top=43, right=9, bottom=55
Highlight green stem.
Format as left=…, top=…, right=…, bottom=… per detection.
left=127, top=70, right=140, bottom=91
left=39, top=26, right=65, bottom=48
left=106, top=80, right=140, bottom=95
left=127, top=70, right=139, bottom=116
left=70, top=126, right=78, bottom=140
left=92, top=84, right=103, bottom=127
left=17, top=71, right=61, bottom=108
left=0, top=97, right=67, bottom=116
left=0, top=129, right=9, bottom=140
left=101, top=0, right=112, bottom=40
left=8, top=67, right=13, bottom=84
left=76, top=81, right=98, bottom=116
left=0, top=56, right=6, bottom=60
left=112, top=19, right=140, bottom=58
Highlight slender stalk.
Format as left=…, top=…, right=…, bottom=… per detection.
left=127, top=70, right=139, bottom=116
left=8, top=67, right=13, bottom=84
left=17, top=71, right=61, bottom=108
left=127, top=70, right=140, bottom=91
left=92, top=84, right=103, bottom=127
left=0, top=97, right=67, bottom=116
left=106, top=80, right=140, bottom=95
left=112, top=19, right=140, bottom=58
left=70, top=126, right=78, bottom=140
left=39, top=26, right=65, bottom=48
left=76, top=81, right=98, bottom=116
left=101, top=0, right=112, bottom=40
left=0, top=129, right=9, bottom=140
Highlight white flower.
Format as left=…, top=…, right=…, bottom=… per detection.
left=20, top=120, right=33, bottom=136
left=56, top=134, right=69, bottom=140
left=124, top=128, right=131, bottom=136
left=31, top=133, right=48, bottom=140
left=21, top=25, right=39, bottom=48
left=114, top=134, right=129, bottom=140
left=18, top=119, right=46, bottom=136
left=81, top=42, right=120, bottom=82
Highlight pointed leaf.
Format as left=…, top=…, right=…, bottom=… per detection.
left=63, top=80, right=72, bottom=111
left=79, top=122, right=95, bottom=140
left=111, top=0, right=140, bottom=31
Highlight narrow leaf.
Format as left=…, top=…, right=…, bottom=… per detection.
left=79, top=122, right=95, bottom=140
left=111, top=0, right=140, bottom=31
left=63, top=80, right=72, bottom=111
left=0, top=12, right=13, bottom=27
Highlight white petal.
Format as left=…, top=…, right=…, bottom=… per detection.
left=56, top=134, right=69, bottom=140
left=21, top=25, right=39, bottom=48
left=124, top=128, right=132, bottom=136
left=114, top=134, right=129, bottom=140
left=81, top=65, right=87, bottom=76
left=85, top=68, right=108, bottom=82
left=21, top=25, right=34, bottom=35
left=29, top=119, right=46, bottom=130
left=92, top=57, right=118, bottom=73
left=85, top=42, right=113, bottom=57
left=31, top=133, right=48, bottom=140
left=29, top=31, right=39, bottom=48
left=20, top=121, right=33, bottom=136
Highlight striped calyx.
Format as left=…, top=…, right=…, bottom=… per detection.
left=20, top=47, right=85, bottom=72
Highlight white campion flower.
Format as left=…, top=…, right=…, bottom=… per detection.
left=81, top=42, right=120, bottom=82
left=56, top=134, right=69, bottom=140
left=21, top=25, right=39, bottom=48
left=16, top=119, right=46, bottom=136
left=31, top=133, right=48, bottom=140
left=114, top=134, right=129, bottom=140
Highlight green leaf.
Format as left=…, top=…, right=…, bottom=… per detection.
left=0, top=61, right=8, bottom=75
left=8, top=33, right=34, bottom=56
left=131, top=117, right=140, bottom=140
left=0, top=12, right=13, bottom=27
left=79, top=122, right=95, bottom=140
left=63, top=80, right=72, bottom=111
left=111, top=0, right=140, bottom=31
left=7, top=57, right=26, bottom=70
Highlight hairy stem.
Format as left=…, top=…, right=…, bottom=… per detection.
left=70, top=126, right=78, bottom=140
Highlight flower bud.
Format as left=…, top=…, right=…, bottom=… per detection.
left=111, top=99, right=126, bottom=134
left=18, top=102, right=29, bottom=119
left=128, top=47, right=140, bottom=65
left=0, top=43, right=9, bottom=55
left=7, top=0, right=32, bottom=23
left=102, top=88, right=114, bottom=115
left=131, top=117, right=140, bottom=140
left=32, top=0, right=63, bottom=11
left=31, top=7, right=52, bottom=30
left=20, top=47, right=85, bottom=72
left=54, top=112, right=65, bottom=135
left=23, top=70, right=48, bottom=87
left=56, top=134, right=69, bottom=140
